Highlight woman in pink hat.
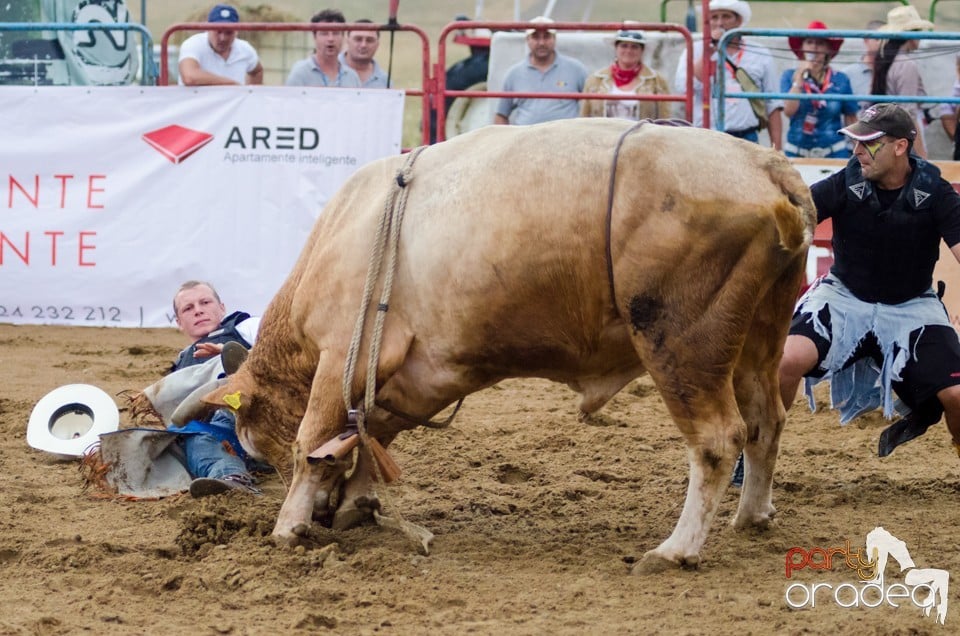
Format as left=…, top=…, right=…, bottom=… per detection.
left=780, top=21, right=859, bottom=158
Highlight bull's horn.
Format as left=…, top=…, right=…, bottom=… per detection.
left=170, top=377, right=225, bottom=426
left=307, top=431, right=360, bottom=465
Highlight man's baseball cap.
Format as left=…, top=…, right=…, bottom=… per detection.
left=838, top=103, right=917, bottom=142
left=525, top=16, right=557, bottom=36
left=208, top=4, right=239, bottom=23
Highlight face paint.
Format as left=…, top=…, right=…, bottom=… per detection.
left=859, top=139, right=887, bottom=159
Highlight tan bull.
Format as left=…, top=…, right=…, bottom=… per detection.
left=195, top=118, right=814, bottom=572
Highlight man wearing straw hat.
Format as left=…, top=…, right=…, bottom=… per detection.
left=673, top=0, right=783, bottom=149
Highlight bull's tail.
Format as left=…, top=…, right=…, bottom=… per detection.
left=764, top=155, right=816, bottom=254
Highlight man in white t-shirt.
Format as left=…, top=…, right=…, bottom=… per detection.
left=177, top=4, right=263, bottom=86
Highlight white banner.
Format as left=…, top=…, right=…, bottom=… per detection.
left=0, top=86, right=404, bottom=327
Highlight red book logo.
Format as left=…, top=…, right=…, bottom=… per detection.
left=142, top=125, right=214, bottom=164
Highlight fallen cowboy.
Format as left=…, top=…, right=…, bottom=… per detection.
left=178, top=117, right=815, bottom=572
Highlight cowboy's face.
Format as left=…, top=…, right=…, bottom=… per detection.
left=709, top=10, right=742, bottom=33
left=175, top=285, right=226, bottom=340
left=615, top=41, right=644, bottom=68
left=853, top=136, right=907, bottom=181
left=527, top=30, right=556, bottom=62
left=801, top=38, right=832, bottom=65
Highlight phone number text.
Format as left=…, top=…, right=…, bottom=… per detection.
left=0, top=304, right=124, bottom=322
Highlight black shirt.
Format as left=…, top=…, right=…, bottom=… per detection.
left=811, top=156, right=960, bottom=304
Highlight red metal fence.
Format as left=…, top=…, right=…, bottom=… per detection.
left=159, top=20, right=696, bottom=147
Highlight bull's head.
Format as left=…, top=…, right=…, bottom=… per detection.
left=175, top=366, right=300, bottom=481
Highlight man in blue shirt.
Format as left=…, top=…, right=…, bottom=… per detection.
left=494, top=16, right=587, bottom=126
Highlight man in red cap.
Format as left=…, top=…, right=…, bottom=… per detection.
left=780, top=21, right=859, bottom=158
left=779, top=103, right=960, bottom=459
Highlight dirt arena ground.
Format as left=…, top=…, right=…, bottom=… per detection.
left=1, top=323, right=959, bottom=634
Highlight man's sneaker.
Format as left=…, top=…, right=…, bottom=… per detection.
left=731, top=453, right=745, bottom=488
left=220, top=341, right=249, bottom=376
left=189, top=474, right=261, bottom=498
left=878, top=413, right=939, bottom=458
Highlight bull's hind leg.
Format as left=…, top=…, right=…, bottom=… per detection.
left=732, top=255, right=806, bottom=529
left=731, top=355, right=782, bottom=529
left=621, top=258, right=772, bottom=571
left=635, top=376, right=745, bottom=573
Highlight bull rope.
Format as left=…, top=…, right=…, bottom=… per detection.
left=341, top=147, right=427, bottom=421
left=604, top=119, right=692, bottom=312
left=338, top=145, right=438, bottom=553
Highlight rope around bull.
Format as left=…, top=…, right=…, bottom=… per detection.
left=338, top=145, right=441, bottom=553
left=604, top=118, right=691, bottom=311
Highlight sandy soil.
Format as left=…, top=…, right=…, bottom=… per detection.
left=2, top=322, right=959, bottom=635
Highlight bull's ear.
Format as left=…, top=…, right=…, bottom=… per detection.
left=202, top=373, right=255, bottom=411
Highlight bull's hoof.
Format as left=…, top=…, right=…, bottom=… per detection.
left=293, top=523, right=311, bottom=537
left=732, top=507, right=777, bottom=531
left=331, top=495, right=381, bottom=531
left=270, top=524, right=309, bottom=548
left=632, top=550, right=700, bottom=575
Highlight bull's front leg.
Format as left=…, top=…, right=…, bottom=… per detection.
left=272, top=354, right=348, bottom=543
left=273, top=445, right=340, bottom=543
left=330, top=432, right=399, bottom=530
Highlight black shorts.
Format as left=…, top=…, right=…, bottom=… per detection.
left=790, top=307, right=960, bottom=409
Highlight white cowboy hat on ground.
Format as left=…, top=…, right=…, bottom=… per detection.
left=27, top=384, right=119, bottom=457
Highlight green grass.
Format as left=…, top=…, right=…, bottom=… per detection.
left=132, top=1, right=959, bottom=147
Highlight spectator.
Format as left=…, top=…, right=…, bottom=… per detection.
left=838, top=19, right=885, bottom=113
left=778, top=104, right=960, bottom=459
left=580, top=30, right=670, bottom=120
left=178, top=4, right=263, bottom=86
left=169, top=280, right=262, bottom=497
left=780, top=21, right=858, bottom=158
left=940, top=53, right=960, bottom=161
left=339, top=18, right=389, bottom=88
left=493, top=16, right=587, bottom=125
left=872, top=4, right=934, bottom=158
left=286, top=8, right=361, bottom=88
left=674, top=0, right=783, bottom=149
left=444, top=20, right=490, bottom=112
left=429, top=17, right=491, bottom=142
